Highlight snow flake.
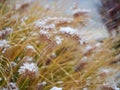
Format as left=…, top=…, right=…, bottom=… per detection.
left=50, top=86, right=62, bottom=90
left=18, top=62, right=38, bottom=75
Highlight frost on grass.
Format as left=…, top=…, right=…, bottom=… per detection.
left=10, top=61, right=17, bottom=67
left=0, top=40, right=10, bottom=48
left=1, top=82, right=18, bottom=90
left=99, top=68, right=113, bottom=74
left=43, top=17, right=73, bottom=25
left=39, top=30, right=49, bottom=35
left=35, top=17, right=73, bottom=30
left=99, top=72, right=120, bottom=90
left=35, top=20, right=55, bottom=30
left=55, top=36, right=63, bottom=45
left=72, top=8, right=91, bottom=16
left=18, top=62, right=38, bottom=75
left=50, top=86, right=62, bottom=90
left=26, top=45, right=35, bottom=51
left=0, top=27, right=13, bottom=38
left=0, top=40, right=10, bottom=53
left=59, top=27, right=78, bottom=35
left=8, top=82, right=18, bottom=90
left=25, top=56, right=34, bottom=62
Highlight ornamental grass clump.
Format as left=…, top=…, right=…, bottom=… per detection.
left=0, top=0, right=120, bottom=90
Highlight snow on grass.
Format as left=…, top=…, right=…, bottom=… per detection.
left=44, top=17, right=73, bottom=24
left=0, top=27, right=13, bottom=37
left=55, top=36, right=63, bottom=45
left=8, top=82, right=18, bottom=90
left=99, top=68, right=113, bottom=74
left=18, top=62, right=38, bottom=75
left=10, top=62, right=17, bottom=67
left=59, top=27, right=78, bottom=35
left=0, top=40, right=10, bottom=53
left=0, top=40, right=10, bottom=48
left=25, top=56, right=34, bottom=62
left=73, top=8, right=91, bottom=15
left=35, top=17, right=73, bottom=29
left=35, top=20, right=55, bottom=30
left=50, top=86, right=62, bottom=90
left=39, top=30, right=49, bottom=35
left=26, top=45, right=35, bottom=51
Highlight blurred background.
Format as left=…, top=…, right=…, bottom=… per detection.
left=3, top=0, right=120, bottom=40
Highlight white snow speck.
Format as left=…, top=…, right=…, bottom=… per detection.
left=5, top=27, right=13, bottom=33
left=0, top=40, right=10, bottom=53
left=79, top=39, right=85, bottom=45
left=9, top=82, right=18, bottom=90
left=73, top=8, right=90, bottom=15
left=18, top=62, right=38, bottom=74
left=0, top=40, right=10, bottom=48
left=99, top=68, right=113, bottom=74
left=35, top=20, right=46, bottom=27
left=50, top=86, right=62, bottom=90
left=55, top=36, right=63, bottom=45
left=41, top=81, right=47, bottom=85
left=95, top=42, right=102, bottom=47
left=40, top=30, right=49, bottom=35
left=51, top=53, right=57, bottom=58
left=0, top=27, right=13, bottom=36
left=60, top=27, right=78, bottom=35
left=10, top=62, right=17, bottom=67
left=26, top=45, right=35, bottom=50
left=57, top=81, right=63, bottom=84
left=83, top=88, right=88, bottom=90
left=35, top=20, right=55, bottom=30
left=84, top=45, right=93, bottom=54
